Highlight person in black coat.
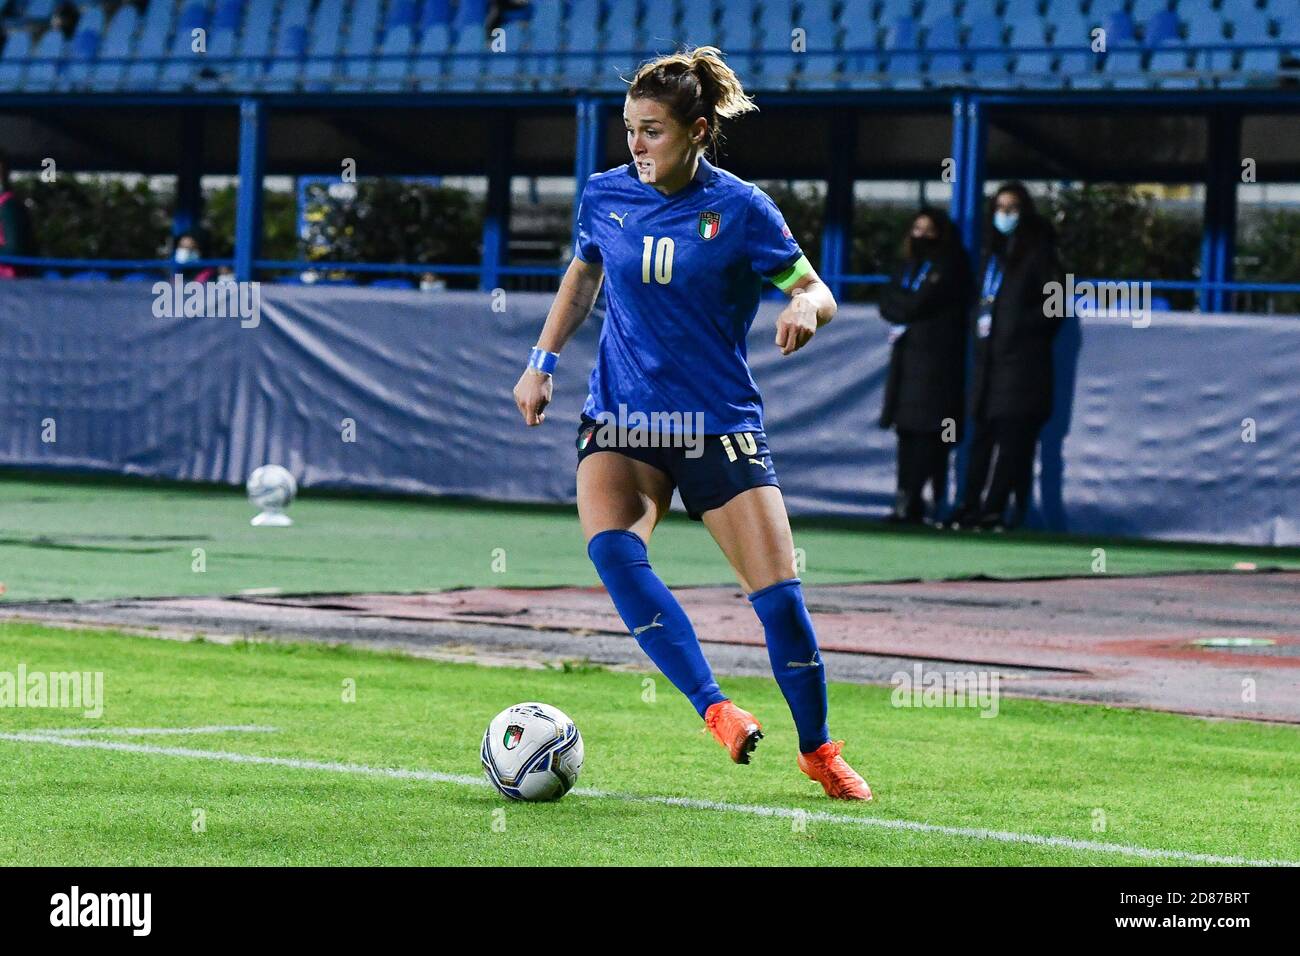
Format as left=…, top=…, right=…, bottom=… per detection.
left=949, top=182, right=1063, bottom=531
left=878, top=207, right=973, bottom=523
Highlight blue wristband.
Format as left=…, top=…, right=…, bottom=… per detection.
left=528, top=346, right=558, bottom=375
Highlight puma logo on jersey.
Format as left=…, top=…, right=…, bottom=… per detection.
left=609, top=211, right=628, bottom=227
left=632, top=612, right=663, bottom=635
left=748, top=457, right=768, bottom=468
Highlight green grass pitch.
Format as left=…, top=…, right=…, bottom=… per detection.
left=1, top=621, right=1296, bottom=866
left=1, top=475, right=1298, bottom=602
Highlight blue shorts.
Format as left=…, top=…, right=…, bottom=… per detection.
left=576, top=414, right=781, bottom=521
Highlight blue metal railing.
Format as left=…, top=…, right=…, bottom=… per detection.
left=4, top=254, right=1298, bottom=302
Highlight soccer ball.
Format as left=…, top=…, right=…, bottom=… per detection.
left=481, top=702, right=584, bottom=802
left=247, top=464, right=297, bottom=512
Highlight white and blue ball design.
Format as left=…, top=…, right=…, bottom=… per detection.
left=481, top=702, right=584, bottom=802
left=246, top=464, right=297, bottom=511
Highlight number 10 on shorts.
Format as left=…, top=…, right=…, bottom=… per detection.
left=720, top=433, right=758, bottom=461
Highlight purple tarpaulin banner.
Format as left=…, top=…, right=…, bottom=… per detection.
left=1, top=280, right=1296, bottom=545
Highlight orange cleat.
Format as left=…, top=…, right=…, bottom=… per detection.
left=703, top=700, right=764, bottom=764
left=797, top=740, right=873, bottom=800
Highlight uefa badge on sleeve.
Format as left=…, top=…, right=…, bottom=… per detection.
left=698, top=210, right=721, bottom=240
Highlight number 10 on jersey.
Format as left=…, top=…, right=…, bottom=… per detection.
left=641, top=236, right=674, bottom=284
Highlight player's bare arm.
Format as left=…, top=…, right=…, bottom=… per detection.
left=513, top=255, right=605, bottom=426
left=774, top=269, right=836, bottom=356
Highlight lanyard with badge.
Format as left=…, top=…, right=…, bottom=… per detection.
left=977, top=257, right=1003, bottom=339
left=888, top=261, right=933, bottom=343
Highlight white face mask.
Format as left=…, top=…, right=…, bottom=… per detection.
left=174, top=247, right=198, bottom=264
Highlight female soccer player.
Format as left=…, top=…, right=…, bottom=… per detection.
left=512, top=46, right=871, bottom=800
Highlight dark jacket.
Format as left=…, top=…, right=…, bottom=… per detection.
left=970, top=220, right=1062, bottom=423
left=878, top=246, right=973, bottom=436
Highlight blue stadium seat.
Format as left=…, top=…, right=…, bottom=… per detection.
left=69, top=270, right=112, bottom=282
left=967, top=18, right=1009, bottom=85
left=214, top=0, right=243, bottom=33
left=883, top=16, right=922, bottom=86
left=640, top=1, right=678, bottom=54
left=1131, top=0, right=1171, bottom=24
left=338, top=0, right=383, bottom=89
left=233, top=0, right=275, bottom=84
left=122, top=272, right=161, bottom=282
left=602, top=0, right=641, bottom=80
left=797, top=1, right=839, bottom=88
left=924, top=15, right=962, bottom=82
left=177, top=2, right=208, bottom=35
left=485, top=20, right=528, bottom=90
left=963, top=0, right=999, bottom=25
left=387, top=0, right=418, bottom=30
left=1148, top=13, right=1195, bottom=87
left=1097, top=11, right=1144, bottom=88
left=263, top=23, right=308, bottom=90
left=454, top=0, right=488, bottom=30
left=719, top=1, right=757, bottom=77
left=445, top=20, right=486, bottom=91
left=161, top=3, right=214, bottom=90
left=1049, top=6, right=1090, bottom=51
left=23, top=27, right=65, bottom=91
left=1008, top=20, right=1054, bottom=84
left=841, top=1, right=882, bottom=78
left=1229, top=3, right=1276, bottom=76
left=372, top=24, right=413, bottom=91
left=0, top=30, right=31, bottom=89
left=1184, top=11, right=1229, bottom=72
left=679, top=0, right=716, bottom=48
left=77, top=6, right=107, bottom=36
left=1000, top=0, right=1042, bottom=24
left=303, top=0, right=345, bottom=90
left=1145, top=9, right=1180, bottom=47
left=63, top=28, right=100, bottom=89
left=756, top=0, right=795, bottom=86
left=421, top=0, right=453, bottom=29
left=562, top=0, right=601, bottom=88
left=25, top=1, right=57, bottom=21
left=88, top=3, right=137, bottom=90
left=524, top=0, right=562, bottom=85
left=413, top=23, right=450, bottom=89
left=876, top=0, right=916, bottom=23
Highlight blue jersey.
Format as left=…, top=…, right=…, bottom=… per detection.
left=573, top=156, right=807, bottom=434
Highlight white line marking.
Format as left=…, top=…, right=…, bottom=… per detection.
left=22, top=725, right=278, bottom=737
left=2, top=730, right=1294, bottom=867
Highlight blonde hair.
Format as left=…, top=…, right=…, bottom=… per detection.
left=625, top=46, right=758, bottom=157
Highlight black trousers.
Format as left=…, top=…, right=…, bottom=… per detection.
left=959, top=417, right=1043, bottom=523
left=895, top=429, right=950, bottom=517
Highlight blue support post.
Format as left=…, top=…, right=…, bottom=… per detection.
left=820, top=116, right=855, bottom=300
left=235, top=98, right=266, bottom=283
left=950, top=93, right=987, bottom=264
left=1201, top=109, right=1242, bottom=314
left=572, top=96, right=605, bottom=239
left=174, top=110, right=204, bottom=239
left=481, top=112, right=513, bottom=291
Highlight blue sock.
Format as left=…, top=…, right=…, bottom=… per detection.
left=748, top=578, right=831, bottom=754
left=587, top=530, right=726, bottom=718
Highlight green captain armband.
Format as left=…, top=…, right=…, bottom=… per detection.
left=769, top=254, right=813, bottom=292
